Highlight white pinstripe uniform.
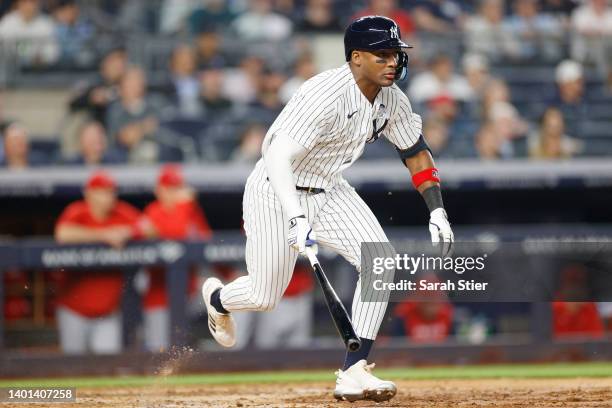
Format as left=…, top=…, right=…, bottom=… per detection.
left=219, top=63, right=422, bottom=340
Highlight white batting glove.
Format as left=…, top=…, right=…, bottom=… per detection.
left=429, top=208, right=454, bottom=258
left=288, top=215, right=317, bottom=254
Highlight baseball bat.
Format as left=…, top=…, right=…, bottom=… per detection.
left=304, top=247, right=361, bottom=352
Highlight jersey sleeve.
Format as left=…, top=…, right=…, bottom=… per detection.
left=384, top=88, right=423, bottom=150
left=268, top=88, right=332, bottom=150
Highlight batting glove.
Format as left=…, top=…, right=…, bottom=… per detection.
left=429, top=208, right=454, bottom=258
left=288, top=215, right=317, bottom=254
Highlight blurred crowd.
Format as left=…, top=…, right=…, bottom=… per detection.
left=0, top=0, right=612, bottom=168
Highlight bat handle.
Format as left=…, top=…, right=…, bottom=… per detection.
left=304, top=246, right=319, bottom=267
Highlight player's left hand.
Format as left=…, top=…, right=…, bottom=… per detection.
left=429, top=208, right=454, bottom=257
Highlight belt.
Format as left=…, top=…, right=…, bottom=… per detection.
left=295, top=185, right=325, bottom=194
left=266, top=177, right=325, bottom=194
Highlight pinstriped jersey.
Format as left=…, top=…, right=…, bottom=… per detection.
left=261, top=63, right=422, bottom=189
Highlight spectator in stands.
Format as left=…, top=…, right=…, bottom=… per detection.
left=52, top=0, right=95, bottom=68
left=552, top=60, right=587, bottom=137
left=0, top=0, right=59, bottom=66
left=353, top=0, right=416, bottom=38
left=194, top=28, right=227, bottom=71
left=64, top=121, right=124, bottom=165
left=189, top=0, right=235, bottom=34
left=528, top=107, right=582, bottom=159
left=141, top=165, right=212, bottom=352
left=106, top=67, right=160, bottom=164
left=488, top=101, right=529, bottom=157
left=69, top=48, right=127, bottom=125
left=199, top=68, right=233, bottom=118
left=462, top=53, right=492, bottom=103
left=422, top=116, right=450, bottom=157
left=166, top=45, right=201, bottom=117
left=232, top=0, right=293, bottom=41
left=247, top=69, right=287, bottom=125
left=475, top=121, right=503, bottom=159
left=502, top=0, right=563, bottom=62
left=230, top=123, right=266, bottom=163
left=570, top=0, right=612, bottom=77
left=296, top=0, right=342, bottom=33
left=0, top=123, right=45, bottom=169
left=279, top=54, right=317, bottom=104
left=481, top=78, right=511, bottom=120
left=464, top=0, right=507, bottom=62
left=223, top=55, right=264, bottom=105
left=410, top=0, right=465, bottom=33
left=426, top=94, right=458, bottom=125
left=54, top=171, right=147, bottom=354
left=408, top=54, right=473, bottom=104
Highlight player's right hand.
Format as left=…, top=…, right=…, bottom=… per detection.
left=287, top=215, right=317, bottom=254
left=429, top=208, right=454, bottom=258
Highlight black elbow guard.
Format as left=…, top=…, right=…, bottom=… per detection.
left=396, top=135, right=431, bottom=167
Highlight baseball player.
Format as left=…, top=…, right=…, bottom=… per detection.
left=202, top=16, right=454, bottom=402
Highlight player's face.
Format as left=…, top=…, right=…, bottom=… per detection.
left=359, top=49, right=400, bottom=87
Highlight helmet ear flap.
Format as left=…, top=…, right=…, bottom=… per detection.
left=394, top=51, right=409, bottom=81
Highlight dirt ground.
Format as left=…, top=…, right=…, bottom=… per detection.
left=3, top=378, right=611, bottom=408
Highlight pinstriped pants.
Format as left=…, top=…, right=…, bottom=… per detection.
left=220, top=161, right=392, bottom=340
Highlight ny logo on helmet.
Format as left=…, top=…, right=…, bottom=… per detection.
left=389, top=25, right=399, bottom=39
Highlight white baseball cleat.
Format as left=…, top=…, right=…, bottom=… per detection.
left=202, top=277, right=236, bottom=348
left=333, top=360, right=397, bottom=402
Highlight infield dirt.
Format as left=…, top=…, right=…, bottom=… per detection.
left=2, top=378, right=610, bottom=407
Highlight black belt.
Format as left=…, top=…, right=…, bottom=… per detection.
left=295, top=185, right=325, bottom=194
left=266, top=177, right=325, bottom=194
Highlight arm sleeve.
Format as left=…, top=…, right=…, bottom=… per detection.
left=384, top=88, right=423, bottom=150
left=263, top=133, right=308, bottom=219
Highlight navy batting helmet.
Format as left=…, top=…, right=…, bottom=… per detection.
left=344, top=16, right=412, bottom=81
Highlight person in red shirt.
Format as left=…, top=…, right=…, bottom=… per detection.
left=394, top=301, right=453, bottom=343
left=552, top=264, right=605, bottom=339
left=141, top=165, right=212, bottom=352
left=393, top=274, right=453, bottom=343
left=54, top=170, right=144, bottom=354
left=553, top=302, right=604, bottom=339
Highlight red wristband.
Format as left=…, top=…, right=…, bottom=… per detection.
left=412, top=167, right=440, bottom=189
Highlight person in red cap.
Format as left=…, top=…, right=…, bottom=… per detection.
left=54, top=170, right=147, bottom=354
left=140, top=164, right=212, bottom=352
